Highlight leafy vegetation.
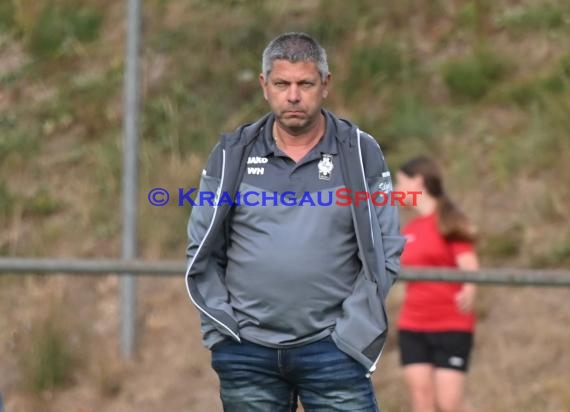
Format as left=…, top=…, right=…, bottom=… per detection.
left=27, top=2, right=103, bottom=58
left=0, top=0, right=15, bottom=33
left=442, top=49, right=508, bottom=101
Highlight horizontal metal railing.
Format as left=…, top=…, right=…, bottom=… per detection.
left=1, top=258, right=569, bottom=286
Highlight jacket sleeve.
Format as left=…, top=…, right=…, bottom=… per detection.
left=185, top=143, right=235, bottom=347
left=185, top=143, right=225, bottom=267
left=360, top=133, right=407, bottom=289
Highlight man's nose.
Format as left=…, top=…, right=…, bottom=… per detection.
left=287, top=85, right=301, bottom=103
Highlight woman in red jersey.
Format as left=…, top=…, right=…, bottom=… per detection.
left=395, top=156, right=478, bottom=412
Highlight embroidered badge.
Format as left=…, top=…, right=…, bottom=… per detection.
left=318, top=154, right=334, bottom=180
left=378, top=171, right=393, bottom=193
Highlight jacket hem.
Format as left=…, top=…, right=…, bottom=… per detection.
left=331, top=330, right=375, bottom=371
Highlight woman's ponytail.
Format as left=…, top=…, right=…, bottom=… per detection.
left=436, top=194, right=477, bottom=242
left=400, top=156, right=477, bottom=243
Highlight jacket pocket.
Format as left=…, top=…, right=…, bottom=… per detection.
left=333, top=275, right=388, bottom=369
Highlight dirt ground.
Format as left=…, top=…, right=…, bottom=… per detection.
left=1, top=274, right=570, bottom=412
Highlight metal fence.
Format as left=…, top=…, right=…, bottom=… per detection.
left=1, top=257, right=569, bottom=358
left=1, top=257, right=569, bottom=286
left=0, top=258, right=570, bottom=287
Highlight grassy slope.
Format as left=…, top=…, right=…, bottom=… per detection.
left=1, top=0, right=570, bottom=411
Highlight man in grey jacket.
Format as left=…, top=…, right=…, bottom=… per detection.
left=185, top=32, right=406, bottom=412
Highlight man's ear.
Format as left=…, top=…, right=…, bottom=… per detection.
left=322, top=73, right=332, bottom=99
left=259, top=73, right=268, bottom=100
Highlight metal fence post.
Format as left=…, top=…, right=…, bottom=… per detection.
left=121, top=0, right=142, bottom=359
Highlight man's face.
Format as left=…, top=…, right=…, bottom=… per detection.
left=259, top=59, right=330, bottom=135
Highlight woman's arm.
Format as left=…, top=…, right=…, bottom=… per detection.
left=455, top=252, right=479, bottom=313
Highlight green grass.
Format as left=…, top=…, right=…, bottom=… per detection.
left=23, top=188, right=61, bottom=217
left=0, top=182, right=14, bottom=225
left=380, top=95, right=437, bottom=147
left=0, top=60, right=36, bottom=89
left=507, top=81, right=547, bottom=107
left=345, top=43, right=404, bottom=102
left=481, top=224, right=524, bottom=260
left=0, top=117, right=40, bottom=164
left=149, top=28, right=191, bottom=53
left=496, top=4, right=566, bottom=34
left=36, top=64, right=122, bottom=140
left=142, top=87, right=215, bottom=157
left=28, top=4, right=68, bottom=57
left=489, top=94, right=570, bottom=181
left=20, top=316, right=76, bottom=392
left=457, top=2, right=478, bottom=29
left=0, top=184, right=60, bottom=227
left=442, top=49, right=508, bottom=101
left=532, top=190, right=566, bottom=224
left=0, top=0, right=15, bottom=33
left=489, top=134, right=525, bottom=184
left=28, top=2, right=103, bottom=58
left=506, top=54, right=570, bottom=106
left=311, top=0, right=380, bottom=47
left=530, top=233, right=570, bottom=268
left=142, top=68, right=265, bottom=158
left=456, top=0, right=493, bottom=34
left=86, top=136, right=121, bottom=238
left=67, top=6, right=103, bottom=43
left=487, top=100, right=541, bottom=180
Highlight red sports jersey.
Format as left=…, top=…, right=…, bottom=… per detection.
left=397, top=213, right=476, bottom=332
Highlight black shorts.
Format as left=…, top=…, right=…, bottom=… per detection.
left=398, top=330, right=474, bottom=372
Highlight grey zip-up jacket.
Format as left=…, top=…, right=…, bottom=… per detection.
left=185, top=110, right=406, bottom=376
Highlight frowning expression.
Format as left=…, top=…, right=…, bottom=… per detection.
left=259, top=59, right=330, bottom=135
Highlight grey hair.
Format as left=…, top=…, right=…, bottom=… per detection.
left=261, top=32, right=329, bottom=82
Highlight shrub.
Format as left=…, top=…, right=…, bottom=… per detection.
left=28, top=2, right=103, bottom=58
left=345, top=43, right=404, bottom=101
left=0, top=0, right=15, bottom=33
left=442, top=50, right=507, bottom=101
left=481, top=225, right=523, bottom=259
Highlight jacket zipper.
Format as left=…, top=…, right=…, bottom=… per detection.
left=356, top=128, right=385, bottom=377
left=356, top=129, right=375, bottom=247
left=184, top=149, right=241, bottom=342
left=366, top=344, right=385, bottom=378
